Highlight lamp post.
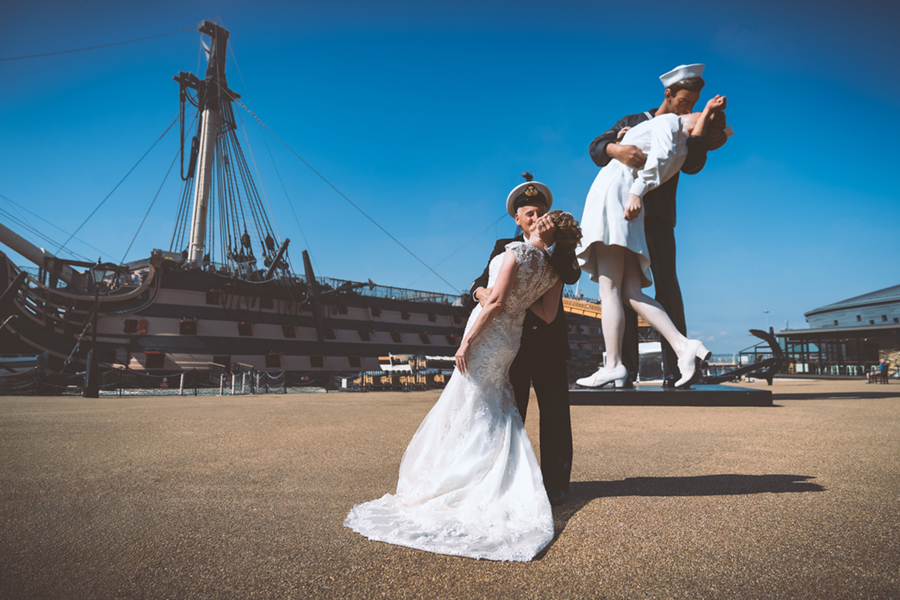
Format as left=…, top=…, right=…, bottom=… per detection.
left=83, top=259, right=113, bottom=398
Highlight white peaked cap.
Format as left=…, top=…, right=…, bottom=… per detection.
left=660, top=63, right=705, bottom=88
left=507, top=181, right=553, bottom=218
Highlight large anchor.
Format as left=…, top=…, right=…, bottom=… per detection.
left=699, top=329, right=784, bottom=386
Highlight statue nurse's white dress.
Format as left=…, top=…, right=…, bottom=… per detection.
left=576, top=113, right=690, bottom=286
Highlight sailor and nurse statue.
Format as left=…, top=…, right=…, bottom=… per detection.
left=345, top=63, right=733, bottom=562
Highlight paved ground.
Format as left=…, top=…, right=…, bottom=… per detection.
left=1, top=380, right=898, bottom=599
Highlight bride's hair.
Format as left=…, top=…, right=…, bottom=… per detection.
left=681, top=110, right=729, bottom=151
left=707, top=110, right=729, bottom=151
left=548, top=210, right=582, bottom=252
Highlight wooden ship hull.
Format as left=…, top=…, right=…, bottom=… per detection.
left=0, top=248, right=468, bottom=376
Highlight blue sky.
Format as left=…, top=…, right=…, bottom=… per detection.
left=1, top=0, right=898, bottom=353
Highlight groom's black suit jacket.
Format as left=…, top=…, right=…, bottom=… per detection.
left=469, top=237, right=581, bottom=363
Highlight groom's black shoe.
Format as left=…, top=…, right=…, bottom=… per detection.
left=662, top=376, right=680, bottom=389
left=548, top=490, right=566, bottom=506
left=663, top=372, right=701, bottom=389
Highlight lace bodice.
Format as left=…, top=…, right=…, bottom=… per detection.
left=487, top=241, right=558, bottom=317
left=462, top=241, right=559, bottom=389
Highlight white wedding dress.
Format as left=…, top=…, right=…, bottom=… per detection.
left=344, top=241, right=558, bottom=561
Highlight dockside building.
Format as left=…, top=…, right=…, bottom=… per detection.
left=776, top=284, right=900, bottom=378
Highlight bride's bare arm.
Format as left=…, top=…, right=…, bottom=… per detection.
left=528, top=279, right=563, bottom=324
left=455, top=249, right=518, bottom=374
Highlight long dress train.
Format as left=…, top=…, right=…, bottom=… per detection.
left=344, top=241, right=559, bottom=561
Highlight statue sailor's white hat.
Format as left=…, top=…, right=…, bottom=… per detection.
left=507, top=181, right=553, bottom=218
left=660, top=63, right=705, bottom=88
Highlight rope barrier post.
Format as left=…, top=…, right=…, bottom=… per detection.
left=34, top=366, right=42, bottom=396
left=219, top=374, right=224, bottom=396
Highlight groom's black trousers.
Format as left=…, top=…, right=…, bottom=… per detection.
left=623, top=218, right=687, bottom=381
left=510, top=355, right=572, bottom=496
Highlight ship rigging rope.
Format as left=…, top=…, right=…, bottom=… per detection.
left=227, top=44, right=308, bottom=273
left=170, top=163, right=195, bottom=253
left=170, top=111, right=200, bottom=253
left=234, top=99, right=460, bottom=293
left=217, top=101, right=280, bottom=268
left=58, top=114, right=180, bottom=257
left=224, top=104, right=275, bottom=249
left=0, top=194, right=99, bottom=262
left=256, top=129, right=303, bottom=273
left=407, top=213, right=507, bottom=288
left=0, top=22, right=201, bottom=62
left=120, top=142, right=182, bottom=265
left=233, top=98, right=282, bottom=248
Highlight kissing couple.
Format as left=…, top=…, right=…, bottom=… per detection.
left=345, top=180, right=581, bottom=561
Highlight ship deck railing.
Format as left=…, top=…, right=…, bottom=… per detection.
left=0, top=363, right=457, bottom=396
left=18, top=260, right=463, bottom=306
left=316, top=276, right=464, bottom=305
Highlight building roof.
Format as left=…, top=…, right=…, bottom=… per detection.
left=776, top=322, right=900, bottom=338
left=805, top=284, right=900, bottom=317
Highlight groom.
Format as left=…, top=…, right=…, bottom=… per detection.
left=586, top=63, right=716, bottom=387
left=470, top=178, right=581, bottom=505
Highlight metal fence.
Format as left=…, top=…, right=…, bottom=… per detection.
left=0, top=366, right=335, bottom=396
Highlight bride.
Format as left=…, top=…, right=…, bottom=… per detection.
left=345, top=209, right=582, bottom=561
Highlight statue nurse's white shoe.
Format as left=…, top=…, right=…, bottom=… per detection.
left=576, top=364, right=627, bottom=388
left=674, top=340, right=712, bottom=388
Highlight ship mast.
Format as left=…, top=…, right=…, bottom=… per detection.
left=173, top=20, right=292, bottom=279
left=176, top=21, right=234, bottom=268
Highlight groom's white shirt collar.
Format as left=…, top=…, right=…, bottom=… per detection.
left=522, top=234, right=556, bottom=256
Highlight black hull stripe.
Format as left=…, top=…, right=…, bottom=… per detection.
left=138, top=303, right=466, bottom=335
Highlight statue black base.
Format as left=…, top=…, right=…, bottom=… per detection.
left=570, top=384, right=773, bottom=407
